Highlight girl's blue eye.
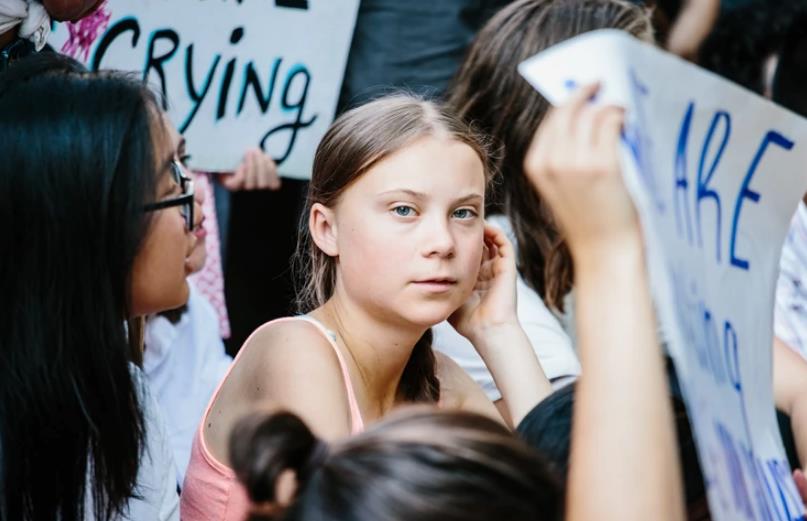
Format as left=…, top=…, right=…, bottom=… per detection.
left=453, top=208, right=476, bottom=219
left=393, top=206, right=414, bottom=217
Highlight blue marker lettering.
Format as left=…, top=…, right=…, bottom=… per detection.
left=730, top=131, right=795, bottom=270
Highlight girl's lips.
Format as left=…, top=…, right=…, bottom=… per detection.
left=411, top=279, right=458, bottom=293
left=194, top=226, right=207, bottom=240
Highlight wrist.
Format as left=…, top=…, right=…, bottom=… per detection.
left=571, top=230, right=645, bottom=276
left=464, top=320, right=523, bottom=347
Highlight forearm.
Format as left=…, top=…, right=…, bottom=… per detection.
left=666, top=0, right=720, bottom=60
left=568, top=241, right=684, bottom=521
left=790, top=399, right=807, bottom=469
left=469, top=324, right=552, bottom=427
left=773, top=338, right=807, bottom=468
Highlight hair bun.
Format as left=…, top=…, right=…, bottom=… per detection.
left=303, top=439, right=330, bottom=477
left=230, top=411, right=327, bottom=509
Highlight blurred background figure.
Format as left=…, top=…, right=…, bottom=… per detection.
left=0, top=0, right=103, bottom=69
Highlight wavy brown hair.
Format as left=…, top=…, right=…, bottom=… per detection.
left=447, top=0, right=652, bottom=311
left=292, top=94, right=494, bottom=403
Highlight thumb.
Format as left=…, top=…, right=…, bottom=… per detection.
left=222, top=165, right=245, bottom=191
left=793, top=469, right=807, bottom=506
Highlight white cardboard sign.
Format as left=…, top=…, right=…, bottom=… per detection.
left=50, top=0, right=359, bottom=179
left=520, top=30, right=807, bottom=521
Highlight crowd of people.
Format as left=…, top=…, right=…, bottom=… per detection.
left=2, top=0, right=807, bottom=520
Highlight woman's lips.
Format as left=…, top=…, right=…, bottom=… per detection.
left=194, top=225, right=207, bottom=240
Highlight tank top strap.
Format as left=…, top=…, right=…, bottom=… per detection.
left=294, top=315, right=365, bottom=434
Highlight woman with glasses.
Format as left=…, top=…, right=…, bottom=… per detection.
left=0, top=52, right=200, bottom=520
left=143, top=163, right=236, bottom=487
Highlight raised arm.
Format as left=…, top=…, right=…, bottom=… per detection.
left=665, top=0, right=720, bottom=61
left=773, top=336, right=807, bottom=504
left=448, top=225, right=552, bottom=428
left=524, top=83, right=685, bottom=521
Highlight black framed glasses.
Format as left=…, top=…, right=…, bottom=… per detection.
left=144, top=160, right=195, bottom=230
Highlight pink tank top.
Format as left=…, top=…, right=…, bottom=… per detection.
left=180, top=316, right=365, bottom=521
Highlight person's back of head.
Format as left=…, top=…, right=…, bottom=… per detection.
left=0, top=52, right=163, bottom=520
left=447, top=0, right=653, bottom=311
left=518, top=382, right=711, bottom=520
left=229, top=408, right=562, bottom=521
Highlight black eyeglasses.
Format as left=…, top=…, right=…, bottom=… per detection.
left=144, top=160, right=195, bottom=230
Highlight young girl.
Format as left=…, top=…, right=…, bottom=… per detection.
left=181, top=95, right=552, bottom=520
left=0, top=53, right=200, bottom=520
left=223, top=83, right=686, bottom=521
left=435, top=0, right=654, bottom=410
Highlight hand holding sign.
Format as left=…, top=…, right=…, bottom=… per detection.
left=221, top=148, right=282, bottom=192
left=524, top=81, right=686, bottom=521
left=524, top=82, right=639, bottom=261
left=520, top=29, right=807, bottom=521
left=49, top=0, right=359, bottom=178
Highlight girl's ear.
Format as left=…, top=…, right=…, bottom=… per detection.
left=309, top=203, right=339, bottom=257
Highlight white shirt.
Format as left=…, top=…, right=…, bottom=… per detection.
left=83, top=367, right=179, bottom=521
left=144, top=282, right=233, bottom=485
left=433, top=215, right=581, bottom=401
left=122, top=369, right=180, bottom=521
left=775, top=201, right=807, bottom=359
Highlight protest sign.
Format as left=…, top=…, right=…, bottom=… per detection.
left=520, top=30, right=807, bottom=520
left=50, top=0, right=359, bottom=179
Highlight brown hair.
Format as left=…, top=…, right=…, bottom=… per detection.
left=230, top=408, right=562, bottom=521
left=292, top=94, right=493, bottom=403
left=447, top=0, right=652, bottom=311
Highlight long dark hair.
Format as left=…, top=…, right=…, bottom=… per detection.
left=0, top=53, right=163, bottom=520
left=292, top=95, right=493, bottom=403
left=230, top=408, right=562, bottom=521
left=447, top=0, right=652, bottom=311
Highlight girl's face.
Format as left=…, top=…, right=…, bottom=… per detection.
left=323, top=136, right=486, bottom=327
left=129, top=115, right=201, bottom=316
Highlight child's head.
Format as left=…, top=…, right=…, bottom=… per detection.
left=518, top=382, right=712, bottom=521
left=0, top=52, right=196, bottom=520
left=184, top=175, right=209, bottom=275
left=296, top=94, right=493, bottom=328
left=230, top=407, right=562, bottom=521
left=447, top=0, right=652, bottom=310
